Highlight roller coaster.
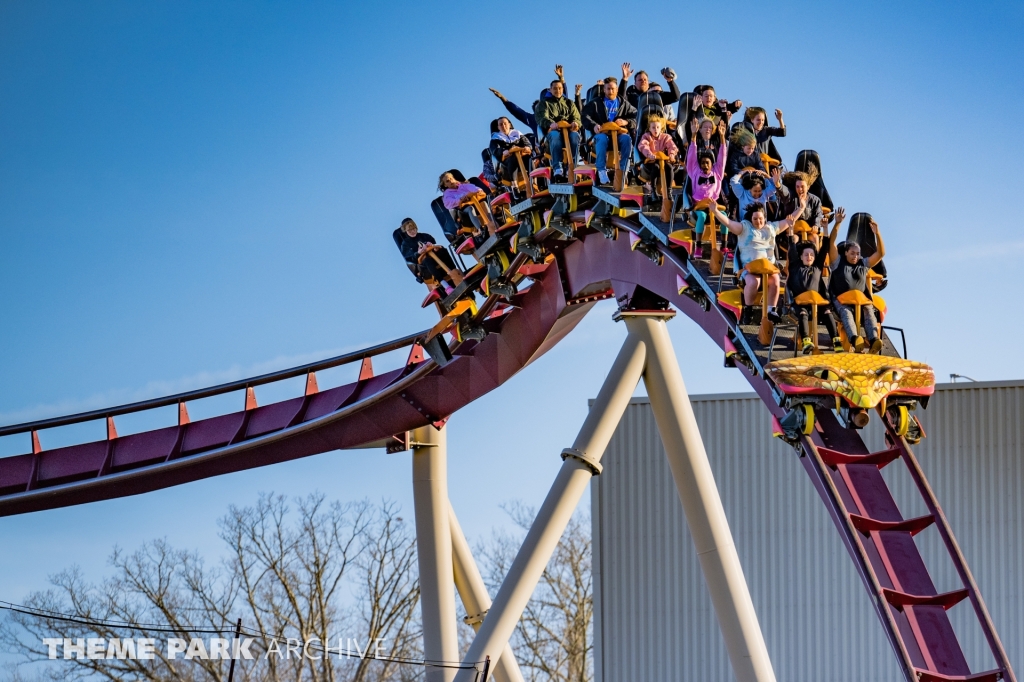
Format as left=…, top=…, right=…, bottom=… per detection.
left=1, top=73, right=1016, bottom=682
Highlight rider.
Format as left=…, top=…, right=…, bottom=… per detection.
left=637, top=115, right=678, bottom=185
left=395, top=218, right=456, bottom=290
left=686, top=119, right=729, bottom=255
left=829, top=218, right=887, bottom=354
left=726, top=127, right=767, bottom=180
left=709, top=198, right=806, bottom=323
left=744, top=106, right=786, bottom=159
left=439, top=172, right=488, bottom=232
left=622, top=63, right=680, bottom=135
left=788, top=208, right=846, bottom=353
left=536, top=79, right=581, bottom=182
left=489, top=117, right=532, bottom=187
left=680, top=85, right=742, bottom=146
left=780, top=171, right=825, bottom=235
left=730, top=166, right=785, bottom=219
left=582, top=77, right=637, bottom=185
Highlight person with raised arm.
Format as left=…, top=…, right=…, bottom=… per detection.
left=744, top=106, right=786, bottom=158
left=582, top=77, right=637, bottom=185
left=829, top=217, right=887, bottom=354
left=489, top=117, right=532, bottom=187
left=536, top=79, right=581, bottom=182
left=488, top=64, right=566, bottom=140
left=730, top=166, right=786, bottom=219
left=680, top=85, right=742, bottom=145
left=622, top=62, right=680, bottom=136
left=686, top=118, right=729, bottom=255
left=788, top=207, right=846, bottom=354
left=489, top=88, right=538, bottom=139
left=709, top=197, right=805, bottom=323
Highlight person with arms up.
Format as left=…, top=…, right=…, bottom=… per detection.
left=709, top=197, right=806, bottom=323
left=536, top=79, right=582, bottom=182
left=788, top=207, right=846, bottom=354
left=828, top=217, right=887, bottom=354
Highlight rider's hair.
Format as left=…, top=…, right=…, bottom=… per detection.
left=796, top=240, right=817, bottom=258
left=837, top=241, right=861, bottom=260
left=400, top=218, right=417, bottom=233
left=790, top=171, right=812, bottom=187
left=648, top=115, right=666, bottom=127
left=742, top=174, right=766, bottom=191
left=634, top=70, right=648, bottom=80
left=697, top=150, right=715, bottom=166
left=603, top=76, right=618, bottom=85
left=437, top=172, right=456, bottom=192
left=744, top=106, right=767, bottom=122
left=730, top=127, right=756, bottom=147
left=743, top=202, right=767, bottom=220
left=550, top=79, right=562, bottom=88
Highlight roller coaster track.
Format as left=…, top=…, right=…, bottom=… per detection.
left=0, top=190, right=1015, bottom=682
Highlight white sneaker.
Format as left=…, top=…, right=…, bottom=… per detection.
left=597, top=170, right=610, bottom=184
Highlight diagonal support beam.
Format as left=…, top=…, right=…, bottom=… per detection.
left=448, top=502, right=525, bottom=682
left=623, top=311, right=776, bottom=682
left=453, top=329, right=648, bottom=682
left=412, top=424, right=459, bottom=682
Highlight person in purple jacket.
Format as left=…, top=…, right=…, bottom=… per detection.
left=686, top=119, right=728, bottom=255
left=438, top=172, right=488, bottom=232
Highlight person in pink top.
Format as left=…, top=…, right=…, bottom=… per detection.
left=637, top=115, right=678, bottom=186
left=686, top=120, right=728, bottom=254
left=438, top=171, right=488, bottom=232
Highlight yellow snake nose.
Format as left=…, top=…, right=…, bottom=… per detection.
left=764, top=354, right=936, bottom=411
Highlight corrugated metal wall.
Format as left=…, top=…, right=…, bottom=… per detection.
left=592, top=381, right=1023, bottom=682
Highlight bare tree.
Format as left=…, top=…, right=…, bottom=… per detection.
left=0, top=494, right=422, bottom=682
left=479, top=504, right=592, bottom=682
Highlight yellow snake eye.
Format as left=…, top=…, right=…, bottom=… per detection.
left=810, top=368, right=840, bottom=381
left=875, top=367, right=902, bottom=382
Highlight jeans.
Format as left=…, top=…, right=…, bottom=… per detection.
left=547, top=130, right=580, bottom=172
left=593, top=133, right=632, bottom=171
left=833, top=300, right=878, bottom=341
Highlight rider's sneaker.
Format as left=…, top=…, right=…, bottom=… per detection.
left=597, top=170, right=611, bottom=185
left=853, top=335, right=866, bottom=352
left=801, top=337, right=814, bottom=354
left=869, top=338, right=884, bottom=354
left=832, top=337, right=844, bottom=353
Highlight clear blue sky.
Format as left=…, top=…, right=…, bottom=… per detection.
left=1, top=0, right=1022, bottom=601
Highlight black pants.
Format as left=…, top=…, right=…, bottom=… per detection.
left=794, top=304, right=838, bottom=340
left=419, top=248, right=456, bottom=283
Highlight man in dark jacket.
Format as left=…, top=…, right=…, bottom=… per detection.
left=582, top=77, right=637, bottom=185
left=536, top=80, right=581, bottom=180
left=622, top=63, right=680, bottom=136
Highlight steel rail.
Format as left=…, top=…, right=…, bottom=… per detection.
left=0, top=329, right=427, bottom=437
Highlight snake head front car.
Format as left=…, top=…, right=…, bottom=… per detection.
left=765, top=354, right=935, bottom=409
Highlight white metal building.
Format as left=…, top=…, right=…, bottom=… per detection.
left=592, top=380, right=1023, bottom=682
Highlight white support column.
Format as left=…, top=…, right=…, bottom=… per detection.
left=448, top=502, right=526, bottom=682
left=623, top=312, right=776, bottom=682
left=454, top=331, right=648, bottom=682
left=412, top=424, right=459, bottom=682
